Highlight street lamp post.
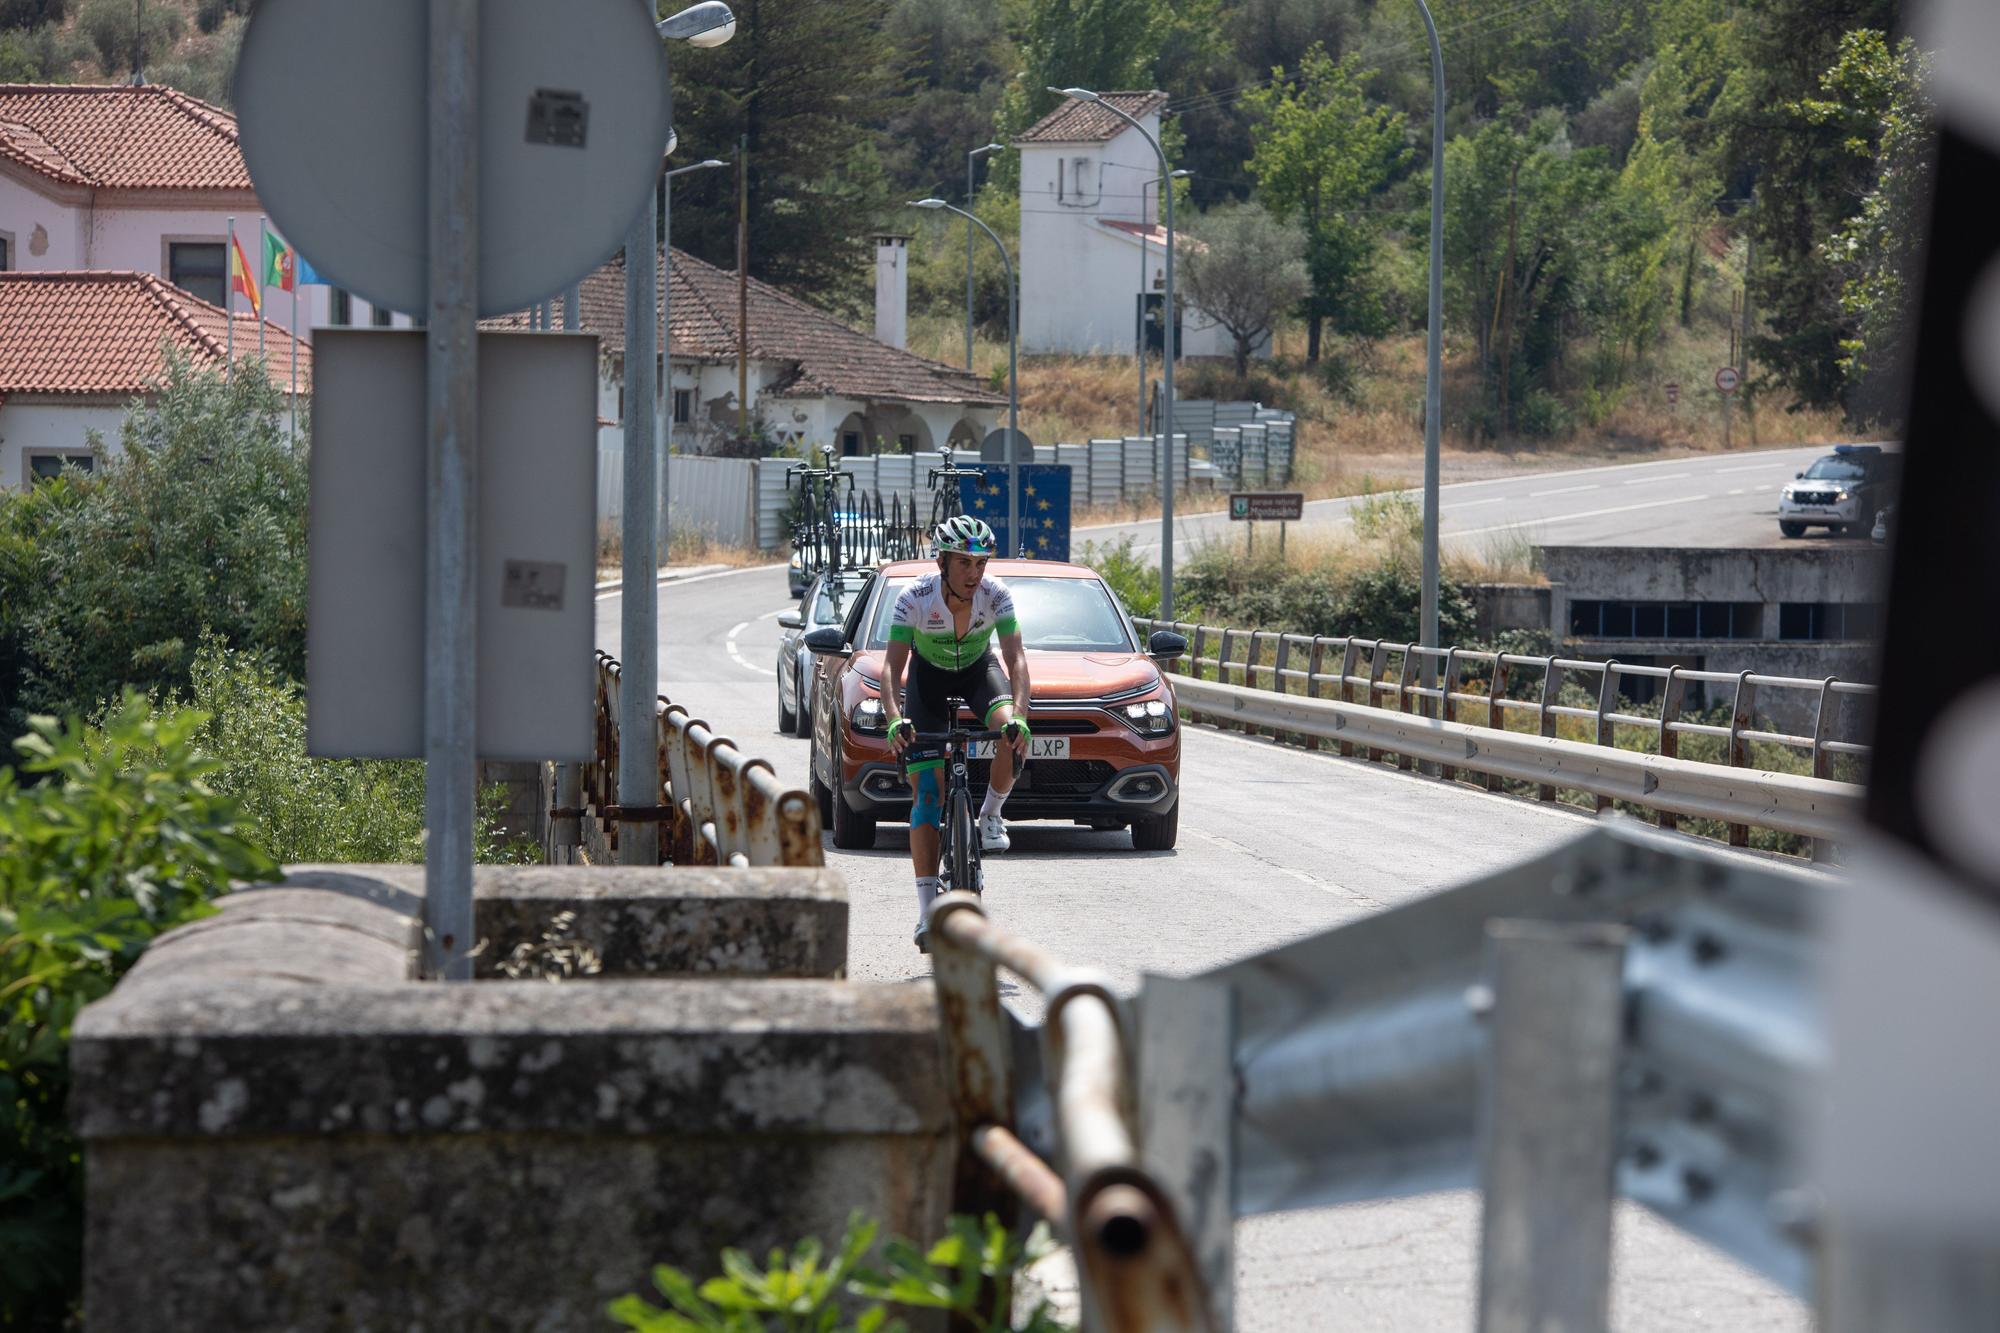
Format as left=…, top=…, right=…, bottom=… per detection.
left=1138, top=169, right=1191, bottom=441
left=965, top=141, right=1002, bottom=371
left=659, top=157, right=730, bottom=568
left=1415, top=0, right=1445, bottom=706
left=912, top=198, right=1018, bottom=558
left=1054, top=87, right=1179, bottom=618
left=613, top=1, right=734, bottom=868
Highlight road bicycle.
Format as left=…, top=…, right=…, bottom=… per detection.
left=903, top=700, right=1023, bottom=905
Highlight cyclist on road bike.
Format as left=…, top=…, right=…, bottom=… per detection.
left=883, top=515, right=1032, bottom=952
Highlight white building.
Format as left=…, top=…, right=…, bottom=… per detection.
left=1014, top=90, right=1254, bottom=361
left=0, top=82, right=410, bottom=331
left=491, top=242, right=1006, bottom=458
left=0, top=269, right=309, bottom=488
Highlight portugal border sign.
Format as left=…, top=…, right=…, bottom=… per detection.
left=1229, top=491, right=1305, bottom=522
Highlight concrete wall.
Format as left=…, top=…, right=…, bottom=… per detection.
left=1, top=172, right=412, bottom=332
left=0, top=398, right=127, bottom=489
left=70, top=865, right=947, bottom=1331
left=1470, top=582, right=1552, bottom=639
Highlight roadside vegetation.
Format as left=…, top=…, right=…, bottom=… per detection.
left=0, top=359, right=532, bottom=1322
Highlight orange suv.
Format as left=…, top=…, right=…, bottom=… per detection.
left=803, top=558, right=1187, bottom=851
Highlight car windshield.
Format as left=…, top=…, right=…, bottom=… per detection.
left=1802, top=456, right=1869, bottom=481
left=811, top=576, right=871, bottom=626
left=865, top=575, right=1137, bottom=652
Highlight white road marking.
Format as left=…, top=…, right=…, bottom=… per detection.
left=1446, top=497, right=1507, bottom=509
left=1717, top=462, right=1786, bottom=474
left=1069, top=446, right=1818, bottom=536
left=1727, top=488, right=1749, bottom=496
left=1446, top=492, right=1713, bottom=540
left=726, top=618, right=777, bottom=676
left=1528, top=483, right=1599, bottom=497
left=594, top=563, right=782, bottom=603
left=1624, top=472, right=1689, bottom=484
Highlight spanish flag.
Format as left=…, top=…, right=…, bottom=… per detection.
left=230, top=230, right=261, bottom=316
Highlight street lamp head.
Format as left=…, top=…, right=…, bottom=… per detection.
left=908, top=198, right=948, bottom=210
left=974, top=141, right=1004, bottom=155
left=1171, top=168, right=1192, bottom=179
left=1051, top=86, right=1100, bottom=102
left=698, top=158, right=728, bottom=170
left=664, top=127, right=679, bottom=158
left=658, top=1, right=736, bottom=47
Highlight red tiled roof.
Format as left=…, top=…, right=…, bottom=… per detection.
left=488, top=248, right=1003, bottom=408
left=0, top=271, right=310, bottom=396
left=1100, top=218, right=1168, bottom=245
left=1015, top=91, right=1168, bottom=145
left=0, top=83, right=249, bottom=191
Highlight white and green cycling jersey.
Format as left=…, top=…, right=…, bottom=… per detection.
left=888, top=572, right=1020, bottom=671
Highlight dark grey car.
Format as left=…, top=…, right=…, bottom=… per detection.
left=776, top=568, right=876, bottom=736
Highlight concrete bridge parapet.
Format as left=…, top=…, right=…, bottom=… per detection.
left=69, top=865, right=947, bottom=1331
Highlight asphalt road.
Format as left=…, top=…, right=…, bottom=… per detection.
left=595, top=554, right=1812, bottom=1332
left=1084, top=444, right=1866, bottom=565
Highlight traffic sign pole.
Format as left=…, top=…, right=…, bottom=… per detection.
left=423, top=0, right=479, bottom=980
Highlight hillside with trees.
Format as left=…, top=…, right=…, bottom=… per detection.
left=3, top=0, right=1928, bottom=446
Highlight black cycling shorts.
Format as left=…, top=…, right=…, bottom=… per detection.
left=902, top=651, right=1011, bottom=772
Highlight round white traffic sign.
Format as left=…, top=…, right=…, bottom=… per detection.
left=235, top=0, right=672, bottom=318
left=1715, top=365, right=1741, bottom=394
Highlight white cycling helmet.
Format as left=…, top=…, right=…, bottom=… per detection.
left=933, top=515, right=998, bottom=556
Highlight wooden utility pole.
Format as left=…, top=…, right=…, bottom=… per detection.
left=736, top=131, right=748, bottom=438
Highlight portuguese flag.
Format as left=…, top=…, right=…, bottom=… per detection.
left=263, top=226, right=297, bottom=294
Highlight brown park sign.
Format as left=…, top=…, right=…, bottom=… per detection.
left=1229, top=491, right=1305, bottom=522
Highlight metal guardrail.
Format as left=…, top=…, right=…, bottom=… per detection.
left=927, top=892, right=1218, bottom=1332
left=934, top=823, right=1886, bottom=1330
left=1137, top=617, right=1872, bottom=847
left=564, top=651, right=823, bottom=867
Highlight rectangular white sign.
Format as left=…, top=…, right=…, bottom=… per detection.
left=308, top=330, right=598, bottom=761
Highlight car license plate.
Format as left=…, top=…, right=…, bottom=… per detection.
left=971, top=736, right=1069, bottom=760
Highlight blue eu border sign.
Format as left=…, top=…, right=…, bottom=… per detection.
left=961, top=464, right=1072, bottom=561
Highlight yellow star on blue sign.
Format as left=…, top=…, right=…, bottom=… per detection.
left=1025, top=483, right=1037, bottom=497
left=987, top=484, right=1002, bottom=497
left=1037, top=534, right=1050, bottom=549
left=971, top=494, right=986, bottom=510
left=1044, top=517, right=1055, bottom=529
left=1037, top=498, right=1050, bottom=511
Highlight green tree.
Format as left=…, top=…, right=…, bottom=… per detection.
left=76, top=0, right=180, bottom=74
left=1178, top=201, right=1309, bottom=377
left=16, top=354, right=307, bottom=719
left=878, top=0, right=1016, bottom=197
left=664, top=0, right=899, bottom=311
left=1723, top=0, right=1896, bottom=411
left=1, top=697, right=277, bottom=1326
left=1243, top=44, right=1407, bottom=364
left=1802, top=30, right=1934, bottom=426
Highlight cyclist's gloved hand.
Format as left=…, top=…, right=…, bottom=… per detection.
left=1002, top=717, right=1031, bottom=756
left=887, top=717, right=914, bottom=755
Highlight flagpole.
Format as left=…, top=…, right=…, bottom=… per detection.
left=256, top=216, right=267, bottom=366
left=289, top=262, right=298, bottom=445
left=225, top=215, right=235, bottom=383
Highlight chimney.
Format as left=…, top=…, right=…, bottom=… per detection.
left=874, top=233, right=909, bottom=349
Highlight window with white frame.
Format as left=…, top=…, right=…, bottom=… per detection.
left=0, top=232, right=11, bottom=270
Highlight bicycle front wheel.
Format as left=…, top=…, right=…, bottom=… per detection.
left=948, top=788, right=981, bottom=896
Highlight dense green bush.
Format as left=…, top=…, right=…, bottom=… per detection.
left=611, top=1211, right=1070, bottom=1333
left=76, top=0, right=179, bottom=70
left=10, top=355, right=306, bottom=723
left=1, top=697, right=277, bottom=1326
left=162, top=638, right=533, bottom=866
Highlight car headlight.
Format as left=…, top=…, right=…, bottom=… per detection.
left=1119, top=698, right=1175, bottom=736
left=850, top=697, right=887, bottom=734
left=1832, top=489, right=1851, bottom=502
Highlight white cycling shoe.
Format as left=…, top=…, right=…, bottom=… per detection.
left=980, top=813, right=1011, bottom=852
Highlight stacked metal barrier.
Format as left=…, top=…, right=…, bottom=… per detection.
left=1137, top=617, right=1871, bottom=851
left=565, top=652, right=823, bottom=867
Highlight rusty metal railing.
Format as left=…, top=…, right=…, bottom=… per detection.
left=566, top=651, right=823, bottom=867
left=928, top=891, right=1216, bottom=1333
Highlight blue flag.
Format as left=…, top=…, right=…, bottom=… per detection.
left=294, top=253, right=325, bottom=287
left=960, top=464, right=1072, bottom=562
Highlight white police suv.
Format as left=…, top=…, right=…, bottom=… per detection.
left=1778, top=444, right=1900, bottom=538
